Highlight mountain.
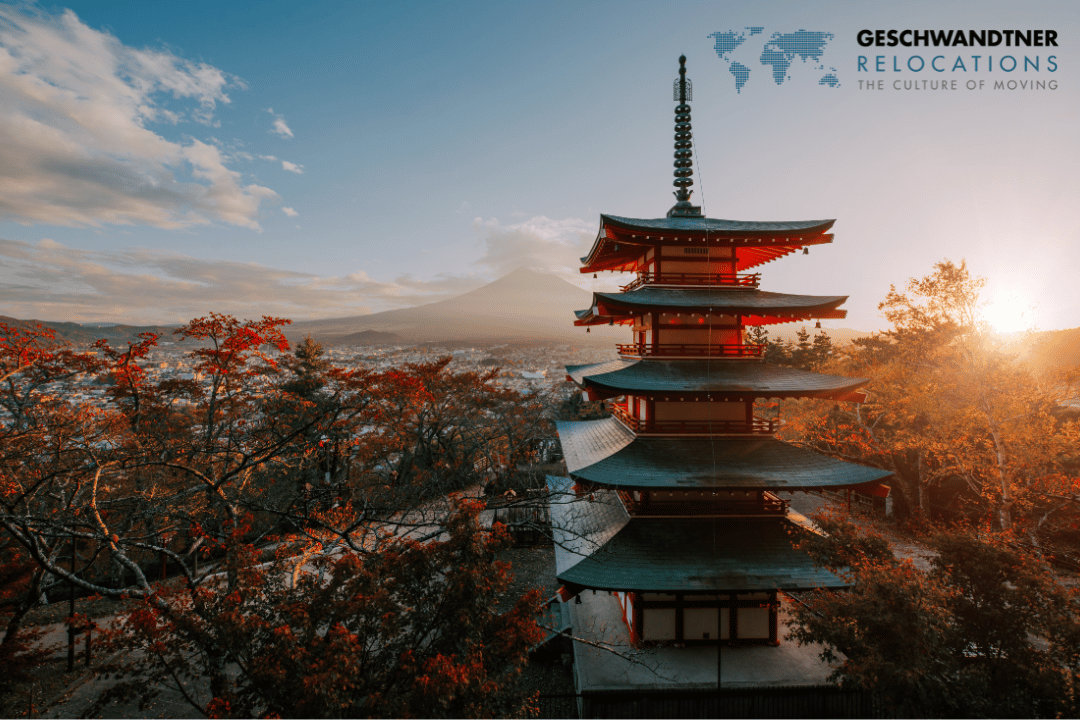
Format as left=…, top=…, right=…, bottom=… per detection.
left=324, top=329, right=403, bottom=346
left=287, top=268, right=619, bottom=345
left=0, top=316, right=180, bottom=346
left=0, top=269, right=885, bottom=349
left=764, top=324, right=875, bottom=346
left=1017, top=327, right=1080, bottom=373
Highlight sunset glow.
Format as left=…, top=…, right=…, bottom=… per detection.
left=982, top=290, right=1036, bottom=334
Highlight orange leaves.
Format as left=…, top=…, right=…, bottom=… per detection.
left=205, top=697, right=232, bottom=718
left=789, top=517, right=1080, bottom=717
left=108, top=497, right=542, bottom=717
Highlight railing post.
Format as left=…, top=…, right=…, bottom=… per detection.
left=67, top=533, right=75, bottom=673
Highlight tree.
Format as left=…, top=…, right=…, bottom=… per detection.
left=745, top=324, right=769, bottom=349
left=92, top=500, right=544, bottom=718
left=0, top=542, right=51, bottom=701
left=780, top=260, right=1080, bottom=533
left=810, top=330, right=834, bottom=369
left=0, top=316, right=554, bottom=716
left=791, top=326, right=813, bottom=370
left=0, top=321, right=106, bottom=685
left=788, top=514, right=1080, bottom=718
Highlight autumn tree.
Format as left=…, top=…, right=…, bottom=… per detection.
left=91, top=500, right=544, bottom=718
left=788, top=514, right=1080, bottom=718
left=0, top=321, right=106, bottom=684
left=0, top=316, right=554, bottom=716
left=781, top=260, right=1080, bottom=534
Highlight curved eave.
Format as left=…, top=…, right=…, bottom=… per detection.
left=555, top=417, right=893, bottom=490
left=547, top=480, right=847, bottom=593
left=573, top=289, right=848, bottom=326
left=565, top=359, right=870, bottom=399
left=580, top=215, right=836, bottom=273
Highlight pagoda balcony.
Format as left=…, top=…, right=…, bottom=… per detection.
left=617, top=489, right=789, bottom=517
left=616, top=342, right=764, bottom=359
left=611, top=404, right=776, bottom=435
left=621, top=271, right=760, bottom=292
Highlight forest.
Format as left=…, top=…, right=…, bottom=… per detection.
left=771, top=260, right=1080, bottom=718
left=1, top=260, right=1079, bottom=718
left=0, top=314, right=551, bottom=717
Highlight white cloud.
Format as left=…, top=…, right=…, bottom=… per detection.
left=282, top=207, right=298, bottom=217
left=472, top=215, right=595, bottom=276
left=266, top=108, right=294, bottom=138
left=0, top=7, right=277, bottom=230
left=0, top=236, right=487, bottom=324
left=282, top=160, right=304, bottom=174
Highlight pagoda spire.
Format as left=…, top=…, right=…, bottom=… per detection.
left=667, top=55, right=703, bottom=218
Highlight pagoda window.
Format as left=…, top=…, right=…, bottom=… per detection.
left=641, top=593, right=676, bottom=601
left=641, top=608, right=677, bottom=641
left=684, top=607, right=730, bottom=641
left=737, top=607, right=771, bottom=639
left=656, top=327, right=740, bottom=344
left=653, top=400, right=746, bottom=422
left=632, top=591, right=780, bottom=646
left=660, top=259, right=709, bottom=274
left=659, top=313, right=736, bottom=326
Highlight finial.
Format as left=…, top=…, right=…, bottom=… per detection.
left=667, top=55, right=703, bottom=218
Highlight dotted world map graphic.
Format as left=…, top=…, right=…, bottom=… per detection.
left=709, top=27, right=839, bottom=92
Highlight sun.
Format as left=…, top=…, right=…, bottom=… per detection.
left=981, top=290, right=1036, bottom=334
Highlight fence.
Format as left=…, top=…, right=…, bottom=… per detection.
left=538, top=685, right=884, bottom=719
left=489, top=490, right=551, bottom=545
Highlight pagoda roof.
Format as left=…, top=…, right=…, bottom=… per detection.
left=574, top=288, right=848, bottom=326
left=566, top=358, right=869, bottom=399
left=581, top=215, right=835, bottom=273
left=548, top=477, right=846, bottom=592
left=556, top=417, right=892, bottom=490
left=602, top=214, right=835, bottom=236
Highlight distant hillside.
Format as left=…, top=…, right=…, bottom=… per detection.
left=287, top=268, right=620, bottom=345
left=0, top=316, right=179, bottom=347
left=1018, top=327, right=1080, bottom=373
left=762, top=324, right=875, bottom=346
left=322, top=329, right=403, bottom=346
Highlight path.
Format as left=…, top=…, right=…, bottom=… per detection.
left=785, top=491, right=935, bottom=571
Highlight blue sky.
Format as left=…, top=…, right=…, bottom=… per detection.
left=0, top=0, right=1076, bottom=332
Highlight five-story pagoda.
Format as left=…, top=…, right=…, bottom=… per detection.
left=550, top=57, right=891, bottom=651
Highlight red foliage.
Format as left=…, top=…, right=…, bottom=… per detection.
left=97, top=501, right=543, bottom=718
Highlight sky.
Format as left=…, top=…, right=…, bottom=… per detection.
left=0, top=0, right=1076, bottom=333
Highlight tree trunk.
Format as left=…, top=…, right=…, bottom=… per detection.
left=0, top=570, right=44, bottom=654
left=207, top=648, right=231, bottom=702
left=983, top=403, right=1013, bottom=532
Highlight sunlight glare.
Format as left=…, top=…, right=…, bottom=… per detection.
left=981, top=290, right=1037, bottom=333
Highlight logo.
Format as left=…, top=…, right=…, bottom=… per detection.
left=709, top=27, right=839, bottom=93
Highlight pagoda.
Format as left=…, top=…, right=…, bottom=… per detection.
left=550, top=56, right=891, bottom=653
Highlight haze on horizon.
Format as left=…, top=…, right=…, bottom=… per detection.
left=0, top=1, right=1076, bottom=334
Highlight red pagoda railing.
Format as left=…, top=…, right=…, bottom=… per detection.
left=621, top=271, right=760, bottom=292
left=611, top=404, right=776, bottom=435
left=616, top=342, right=764, bottom=358
left=618, top=490, right=789, bottom=517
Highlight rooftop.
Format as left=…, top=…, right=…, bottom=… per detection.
left=549, top=477, right=847, bottom=593
left=556, top=418, right=893, bottom=490
left=568, top=589, right=839, bottom=692
left=566, top=358, right=869, bottom=398
left=580, top=215, right=836, bottom=273
left=574, top=288, right=847, bottom=325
